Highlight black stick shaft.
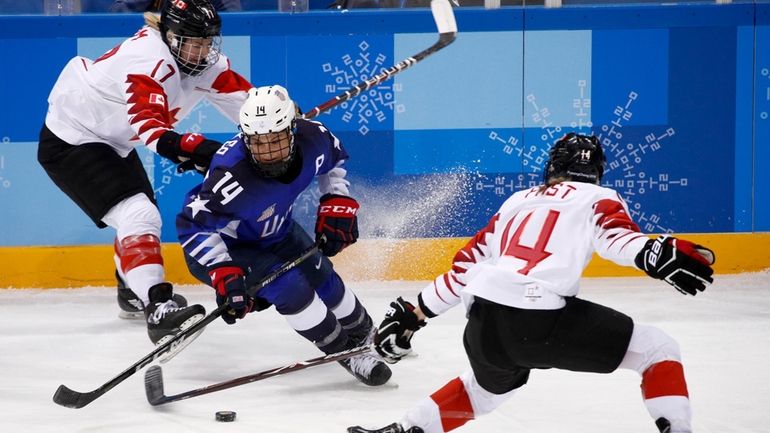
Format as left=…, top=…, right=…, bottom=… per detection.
left=52, top=243, right=319, bottom=409
left=302, top=2, right=457, bottom=121
left=146, top=345, right=371, bottom=405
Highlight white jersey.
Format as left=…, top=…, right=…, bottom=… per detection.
left=45, top=26, right=251, bottom=157
left=420, top=181, right=651, bottom=314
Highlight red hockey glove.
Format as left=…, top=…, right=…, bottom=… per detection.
left=315, top=194, right=359, bottom=257
left=157, top=130, right=222, bottom=174
left=374, top=297, right=426, bottom=364
left=635, top=235, right=715, bottom=295
left=208, top=263, right=254, bottom=324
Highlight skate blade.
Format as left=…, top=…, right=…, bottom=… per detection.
left=156, top=313, right=206, bottom=364
left=118, top=310, right=144, bottom=320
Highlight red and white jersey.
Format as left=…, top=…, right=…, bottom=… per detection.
left=420, top=181, right=651, bottom=314
left=45, top=26, right=252, bottom=157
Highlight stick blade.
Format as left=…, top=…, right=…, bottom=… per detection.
left=431, top=0, right=458, bottom=34
left=53, top=384, right=99, bottom=409
left=144, top=365, right=167, bottom=406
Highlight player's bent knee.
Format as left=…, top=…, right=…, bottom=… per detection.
left=619, top=324, right=681, bottom=374
left=104, top=193, right=162, bottom=237
left=459, top=370, right=515, bottom=416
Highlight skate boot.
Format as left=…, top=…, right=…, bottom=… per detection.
left=145, top=282, right=205, bottom=346
left=655, top=417, right=671, bottom=433
left=348, top=423, right=423, bottom=433
left=117, top=271, right=187, bottom=319
left=339, top=351, right=392, bottom=386
left=339, top=326, right=391, bottom=386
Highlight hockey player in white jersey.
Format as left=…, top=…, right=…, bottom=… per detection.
left=37, top=0, right=253, bottom=346
left=349, top=133, right=715, bottom=433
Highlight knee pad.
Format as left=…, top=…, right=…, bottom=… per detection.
left=619, top=324, right=681, bottom=375
left=115, top=234, right=163, bottom=274
left=103, top=193, right=161, bottom=238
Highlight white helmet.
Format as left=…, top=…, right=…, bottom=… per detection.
left=239, top=85, right=296, bottom=135
left=239, top=85, right=298, bottom=178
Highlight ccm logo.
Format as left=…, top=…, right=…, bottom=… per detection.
left=320, top=205, right=357, bottom=215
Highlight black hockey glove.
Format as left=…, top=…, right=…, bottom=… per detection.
left=315, top=194, right=359, bottom=257
left=635, top=235, right=716, bottom=296
left=374, top=297, right=426, bottom=364
left=209, top=263, right=255, bottom=324
left=156, top=130, right=222, bottom=175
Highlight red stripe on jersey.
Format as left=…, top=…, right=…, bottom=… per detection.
left=452, top=213, right=499, bottom=274
left=211, top=68, right=252, bottom=94
left=498, top=212, right=517, bottom=255
left=136, top=119, right=168, bottom=138
left=607, top=231, right=634, bottom=250
left=433, top=279, right=448, bottom=304
left=116, top=234, right=164, bottom=273
left=594, top=199, right=640, bottom=232
left=619, top=234, right=647, bottom=252
left=641, top=360, right=689, bottom=399
left=430, top=377, right=475, bottom=432
left=147, top=128, right=171, bottom=146
left=150, top=59, right=163, bottom=78
left=442, top=273, right=459, bottom=298
left=125, top=74, right=171, bottom=129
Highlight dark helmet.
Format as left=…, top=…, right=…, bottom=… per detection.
left=543, top=133, right=605, bottom=184
left=159, top=0, right=222, bottom=76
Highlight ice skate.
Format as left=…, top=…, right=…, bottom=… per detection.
left=655, top=417, right=671, bottom=433
left=339, top=351, right=392, bottom=386
left=347, top=423, right=423, bottom=433
left=145, top=282, right=205, bottom=346
left=117, top=271, right=187, bottom=320
left=339, top=326, right=391, bottom=386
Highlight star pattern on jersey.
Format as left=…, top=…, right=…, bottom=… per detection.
left=187, top=195, right=211, bottom=218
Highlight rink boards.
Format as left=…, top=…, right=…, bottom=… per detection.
left=1, top=4, right=769, bottom=287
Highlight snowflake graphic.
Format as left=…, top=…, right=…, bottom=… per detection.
left=321, top=41, right=404, bottom=136
left=481, top=82, right=688, bottom=233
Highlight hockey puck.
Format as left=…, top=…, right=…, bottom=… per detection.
left=215, top=411, right=237, bottom=422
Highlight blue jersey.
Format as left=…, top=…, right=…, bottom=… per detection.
left=177, top=119, right=349, bottom=268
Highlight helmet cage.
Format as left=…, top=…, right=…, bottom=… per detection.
left=160, top=0, right=222, bottom=76
left=543, top=133, right=606, bottom=185
left=243, top=124, right=297, bottom=178
left=166, top=33, right=221, bottom=76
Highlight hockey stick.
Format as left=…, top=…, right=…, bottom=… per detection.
left=302, top=0, right=457, bottom=120
left=145, top=345, right=372, bottom=405
left=52, top=242, right=320, bottom=409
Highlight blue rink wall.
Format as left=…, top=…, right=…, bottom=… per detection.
left=0, top=4, right=769, bottom=248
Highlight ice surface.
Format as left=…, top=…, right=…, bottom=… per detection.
left=1, top=272, right=768, bottom=433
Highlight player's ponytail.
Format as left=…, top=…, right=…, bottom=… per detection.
left=144, top=12, right=160, bottom=31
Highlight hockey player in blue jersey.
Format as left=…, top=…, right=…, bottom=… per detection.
left=176, top=84, right=391, bottom=386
